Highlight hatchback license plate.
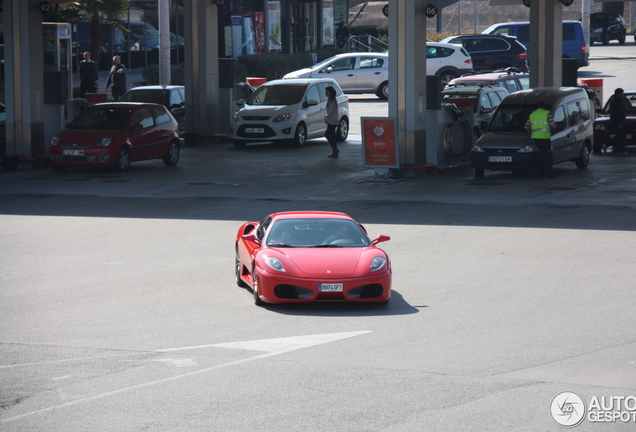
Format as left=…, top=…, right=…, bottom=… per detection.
left=63, top=149, right=85, bottom=156
left=488, top=156, right=512, bottom=162
left=319, top=283, right=343, bottom=292
left=245, top=128, right=264, bottom=134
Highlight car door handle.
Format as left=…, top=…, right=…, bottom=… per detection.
left=374, top=71, right=381, bottom=75
left=347, top=74, right=354, bottom=77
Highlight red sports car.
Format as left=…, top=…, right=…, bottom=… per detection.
left=49, top=102, right=180, bottom=172
left=235, top=211, right=392, bottom=305
left=593, top=90, right=636, bottom=153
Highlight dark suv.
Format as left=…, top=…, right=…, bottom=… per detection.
left=441, top=34, right=528, bottom=72
left=590, top=12, right=627, bottom=45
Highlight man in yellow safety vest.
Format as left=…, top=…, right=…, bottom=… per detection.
left=525, top=99, right=557, bottom=179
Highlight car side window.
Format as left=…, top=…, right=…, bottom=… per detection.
left=131, top=107, right=155, bottom=129
left=359, top=57, right=384, bottom=69
left=169, top=90, right=182, bottom=106
left=489, top=39, right=509, bottom=51
left=323, top=58, right=354, bottom=72
left=487, top=92, right=502, bottom=107
left=566, top=100, right=589, bottom=125
left=492, top=26, right=513, bottom=37
left=504, top=79, right=520, bottom=93
left=480, top=93, right=493, bottom=110
left=305, top=85, right=321, bottom=105
left=256, top=216, right=272, bottom=241
left=426, top=46, right=453, bottom=58
left=152, top=106, right=171, bottom=125
left=517, top=77, right=529, bottom=89
left=553, top=105, right=567, bottom=128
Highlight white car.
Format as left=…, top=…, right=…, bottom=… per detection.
left=284, top=53, right=390, bottom=99
left=283, top=43, right=472, bottom=98
left=230, top=78, right=349, bottom=148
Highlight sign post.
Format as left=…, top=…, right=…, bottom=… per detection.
left=361, top=117, right=401, bottom=181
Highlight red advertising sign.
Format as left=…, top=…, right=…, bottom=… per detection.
left=362, top=117, right=399, bottom=168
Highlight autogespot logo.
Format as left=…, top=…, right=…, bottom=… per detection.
left=551, top=391, right=586, bottom=428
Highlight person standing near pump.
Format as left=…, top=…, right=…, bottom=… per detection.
left=324, top=86, right=340, bottom=158
left=105, top=55, right=126, bottom=101
left=525, top=99, right=557, bottom=179
left=607, top=88, right=628, bottom=155
left=78, top=51, right=98, bottom=98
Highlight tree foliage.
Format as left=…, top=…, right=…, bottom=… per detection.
left=59, top=0, right=130, bottom=64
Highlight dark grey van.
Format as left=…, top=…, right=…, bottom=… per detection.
left=471, top=87, right=594, bottom=178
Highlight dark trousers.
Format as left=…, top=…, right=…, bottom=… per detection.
left=79, top=80, right=96, bottom=98
left=111, top=86, right=126, bottom=102
left=325, top=124, right=338, bottom=151
left=535, top=138, right=553, bottom=177
left=610, top=125, right=627, bottom=153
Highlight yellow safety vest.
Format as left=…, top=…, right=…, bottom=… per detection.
left=529, top=108, right=552, bottom=139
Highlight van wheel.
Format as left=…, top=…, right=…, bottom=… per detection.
left=575, top=144, right=590, bottom=169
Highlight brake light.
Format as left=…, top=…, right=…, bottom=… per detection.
left=518, top=52, right=527, bottom=60
left=464, top=58, right=472, bottom=65
left=581, top=44, right=587, bottom=53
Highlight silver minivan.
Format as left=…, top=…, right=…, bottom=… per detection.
left=471, top=87, right=594, bottom=178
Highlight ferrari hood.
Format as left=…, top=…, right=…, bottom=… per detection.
left=280, top=248, right=363, bottom=276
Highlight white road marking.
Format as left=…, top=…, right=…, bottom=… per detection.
left=0, top=331, right=372, bottom=424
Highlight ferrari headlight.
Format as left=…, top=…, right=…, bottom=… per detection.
left=472, top=144, right=484, bottom=152
left=517, top=144, right=537, bottom=153
left=370, top=256, right=387, bottom=272
left=272, top=113, right=291, bottom=123
left=98, top=137, right=113, bottom=147
left=51, top=136, right=60, bottom=146
left=264, top=256, right=286, bottom=272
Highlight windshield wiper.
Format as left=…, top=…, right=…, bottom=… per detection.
left=309, top=244, right=343, bottom=248
left=268, top=242, right=295, bottom=248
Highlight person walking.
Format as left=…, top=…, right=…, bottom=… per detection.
left=525, top=99, right=557, bottom=178
left=608, top=88, right=628, bottom=155
left=78, top=51, right=98, bottom=98
left=324, top=86, right=340, bottom=158
left=105, top=55, right=126, bottom=101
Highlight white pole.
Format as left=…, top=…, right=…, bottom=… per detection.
left=582, top=0, right=591, bottom=54
left=159, top=0, right=171, bottom=86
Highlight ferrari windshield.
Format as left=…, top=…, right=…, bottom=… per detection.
left=487, top=105, right=536, bottom=132
left=70, top=107, right=131, bottom=130
left=246, top=84, right=307, bottom=106
left=266, top=218, right=370, bottom=248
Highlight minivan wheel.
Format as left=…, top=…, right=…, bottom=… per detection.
left=377, top=81, right=389, bottom=100
left=336, top=117, right=349, bottom=142
left=575, top=144, right=590, bottom=169
left=292, top=123, right=307, bottom=147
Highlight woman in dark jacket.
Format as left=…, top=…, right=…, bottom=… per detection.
left=324, top=86, right=339, bottom=158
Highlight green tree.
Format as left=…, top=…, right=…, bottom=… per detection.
left=59, top=0, right=130, bottom=65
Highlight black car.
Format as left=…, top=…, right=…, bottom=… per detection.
left=441, top=34, right=528, bottom=72
left=589, top=12, right=627, bottom=45
left=119, top=85, right=185, bottom=133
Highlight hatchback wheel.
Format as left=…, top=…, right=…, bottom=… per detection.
left=292, top=123, right=307, bottom=147
left=377, top=81, right=389, bottom=100
left=163, top=141, right=180, bottom=166
left=114, top=148, right=130, bottom=172
left=336, top=117, right=349, bottom=142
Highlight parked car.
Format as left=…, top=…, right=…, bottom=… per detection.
left=49, top=102, right=180, bottom=172
left=593, top=90, right=636, bottom=153
left=441, top=34, right=528, bottom=72
left=589, top=12, right=627, bottom=45
left=442, top=84, right=510, bottom=139
left=119, top=85, right=185, bottom=133
left=235, top=211, right=392, bottom=305
left=283, top=53, right=389, bottom=99
left=283, top=42, right=472, bottom=98
left=471, top=87, right=594, bottom=178
left=446, top=70, right=529, bottom=93
left=230, top=78, right=349, bottom=148
left=483, top=20, right=589, bottom=69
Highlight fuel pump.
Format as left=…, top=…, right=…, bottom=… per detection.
left=42, top=22, right=73, bottom=155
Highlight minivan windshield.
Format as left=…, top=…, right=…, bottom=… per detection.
left=246, top=84, right=307, bottom=106
left=487, top=105, right=537, bottom=132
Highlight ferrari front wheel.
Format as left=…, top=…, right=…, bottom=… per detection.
left=252, top=273, right=264, bottom=306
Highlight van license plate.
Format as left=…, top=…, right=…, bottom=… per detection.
left=245, top=128, right=264, bottom=134
left=319, top=283, right=343, bottom=292
left=488, top=156, right=512, bottom=162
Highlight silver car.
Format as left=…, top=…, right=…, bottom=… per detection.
left=230, top=78, right=349, bottom=148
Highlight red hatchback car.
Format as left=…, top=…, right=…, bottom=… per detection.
left=235, top=211, right=392, bottom=306
left=49, top=102, right=180, bottom=171
left=593, top=90, right=636, bottom=153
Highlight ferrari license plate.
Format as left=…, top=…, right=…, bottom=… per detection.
left=319, top=283, right=343, bottom=292
left=63, top=149, right=85, bottom=156
left=245, top=127, right=264, bottom=134
left=488, top=156, right=512, bottom=162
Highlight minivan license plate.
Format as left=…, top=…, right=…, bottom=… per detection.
left=488, top=156, right=512, bottom=162
left=245, top=128, right=264, bottom=134
left=319, top=283, right=343, bottom=292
